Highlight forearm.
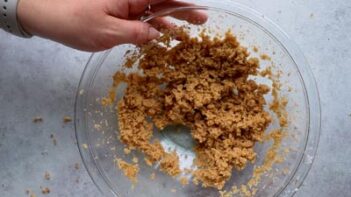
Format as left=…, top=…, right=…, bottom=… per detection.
left=2, top=0, right=92, bottom=47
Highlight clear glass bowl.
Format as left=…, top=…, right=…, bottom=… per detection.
left=75, top=1, right=320, bottom=197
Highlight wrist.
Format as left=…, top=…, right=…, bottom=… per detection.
left=17, top=0, right=59, bottom=38
left=17, top=0, right=75, bottom=42
left=17, top=0, right=42, bottom=36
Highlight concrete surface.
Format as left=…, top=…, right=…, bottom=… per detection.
left=0, top=0, right=350, bottom=196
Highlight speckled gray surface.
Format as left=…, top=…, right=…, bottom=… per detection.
left=0, top=0, right=350, bottom=196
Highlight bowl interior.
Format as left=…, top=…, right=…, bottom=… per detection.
left=75, top=5, right=320, bottom=197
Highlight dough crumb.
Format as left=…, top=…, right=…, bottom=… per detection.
left=116, top=159, right=139, bottom=183
left=40, top=187, right=50, bottom=195
left=63, top=116, right=72, bottom=123
left=82, top=144, right=88, bottom=149
left=32, top=116, right=43, bottom=123
left=123, top=148, right=131, bottom=154
left=260, top=54, right=271, bottom=61
left=144, top=158, right=153, bottom=166
left=132, top=157, right=138, bottom=163
left=160, top=151, right=181, bottom=177
left=180, top=177, right=189, bottom=186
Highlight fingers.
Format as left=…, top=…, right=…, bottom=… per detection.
left=148, top=17, right=177, bottom=30
left=104, top=0, right=208, bottom=48
left=150, top=1, right=208, bottom=24
left=128, top=0, right=207, bottom=25
left=111, top=18, right=160, bottom=45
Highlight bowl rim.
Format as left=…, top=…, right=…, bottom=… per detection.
left=75, top=2, right=321, bottom=197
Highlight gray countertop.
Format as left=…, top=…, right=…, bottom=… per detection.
left=1, top=0, right=350, bottom=196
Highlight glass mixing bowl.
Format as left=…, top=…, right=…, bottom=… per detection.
left=75, top=1, right=320, bottom=196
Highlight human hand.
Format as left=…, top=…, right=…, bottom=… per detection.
left=17, top=0, right=207, bottom=51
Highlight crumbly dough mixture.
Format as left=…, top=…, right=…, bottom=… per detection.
left=113, top=29, right=272, bottom=189
left=116, top=158, right=139, bottom=183
left=160, top=151, right=181, bottom=176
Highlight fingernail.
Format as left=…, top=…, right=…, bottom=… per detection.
left=148, top=27, right=160, bottom=40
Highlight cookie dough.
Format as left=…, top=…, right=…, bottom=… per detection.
left=114, top=29, right=272, bottom=189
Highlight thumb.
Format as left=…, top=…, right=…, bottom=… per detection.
left=114, top=19, right=160, bottom=45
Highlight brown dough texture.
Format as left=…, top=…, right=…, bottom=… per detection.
left=113, top=29, right=272, bottom=189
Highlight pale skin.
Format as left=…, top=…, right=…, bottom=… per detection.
left=17, top=0, right=207, bottom=52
